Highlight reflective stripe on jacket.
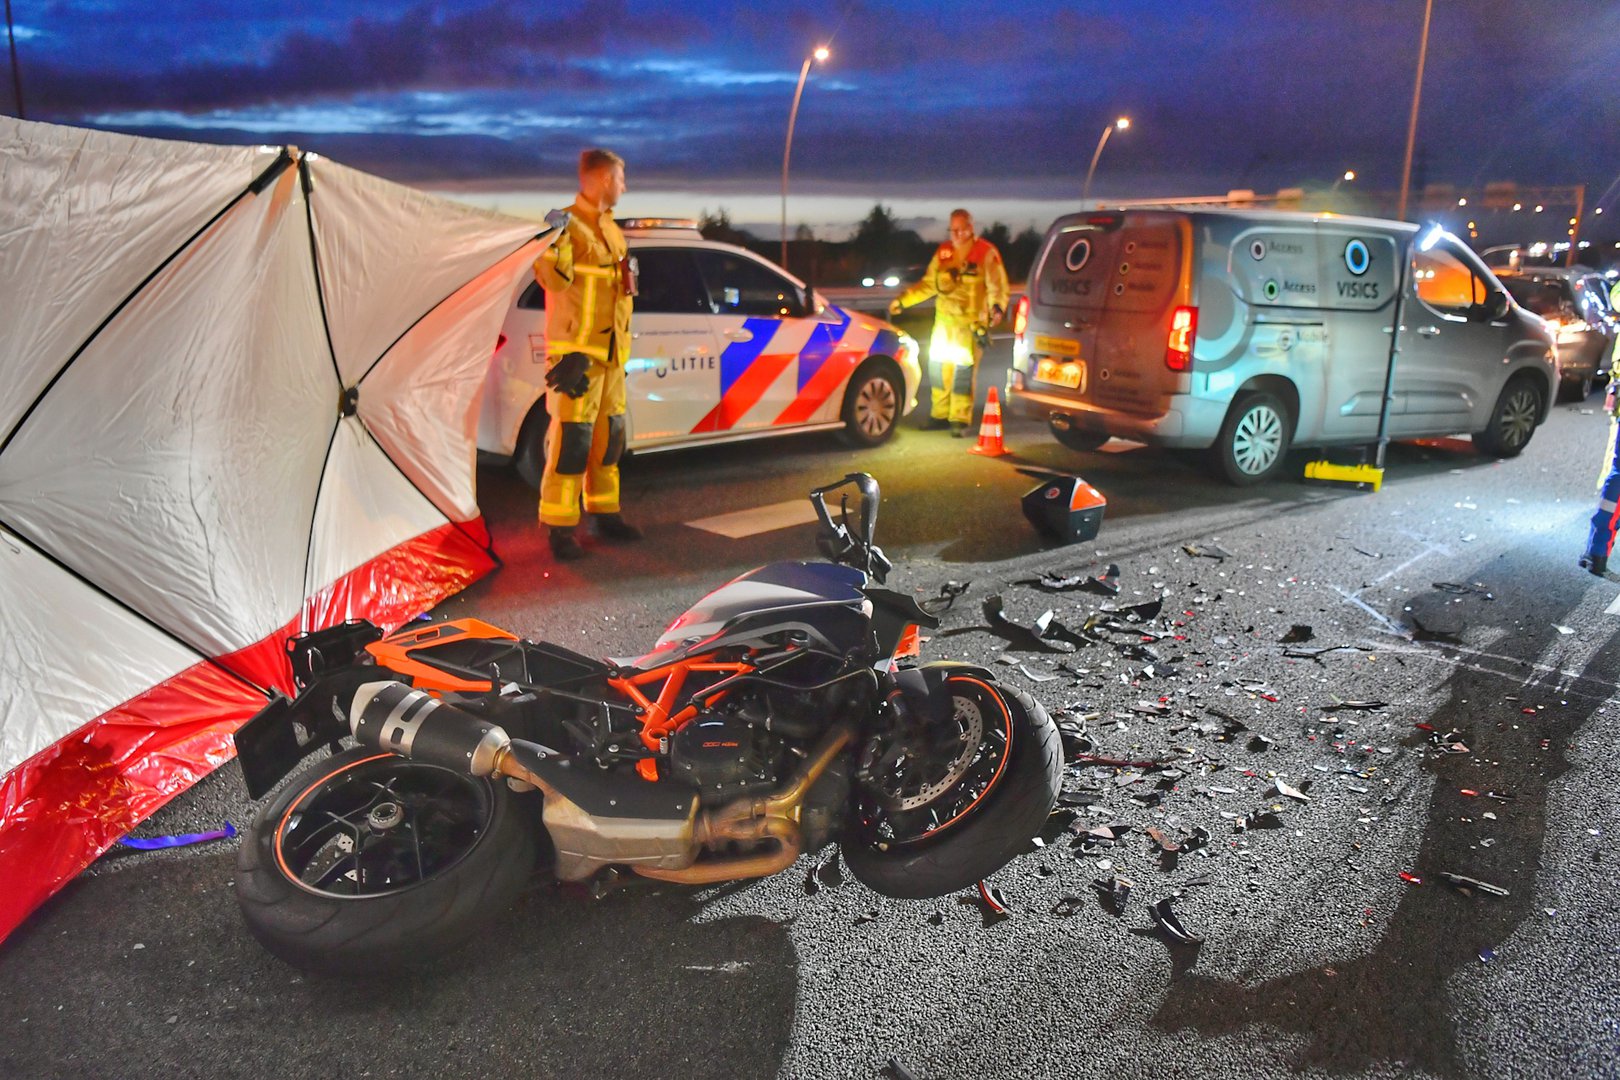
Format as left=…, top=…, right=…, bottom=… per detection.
left=534, top=196, right=632, bottom=365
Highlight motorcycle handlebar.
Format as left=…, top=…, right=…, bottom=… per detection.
left=809, top=473, right=884, bottom=579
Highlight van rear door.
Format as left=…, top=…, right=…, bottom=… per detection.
left=1093, top=212, right=1187, bottom=415
left=1028, top=214, right=1125, bottom=399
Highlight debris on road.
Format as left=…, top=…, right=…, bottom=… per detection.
left=1438, top=872, right=1511, bottom=898
left=1279, top=624, right=1314, bottom=644
left=116, top=822, right=237, bottom=850
left=1149, top=897, right=1203, bottom=945
left=1092, top=875, right=1132, bottom=915
left=1183, top=543, right=1232, bottom=561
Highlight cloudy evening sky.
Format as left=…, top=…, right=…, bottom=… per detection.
left=4, top=1, right=1617, bottom=235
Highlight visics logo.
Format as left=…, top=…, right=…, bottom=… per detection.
left=1336, top=280, right=1380, bottom=300
left=1344, top=238, right=1371, bottom=276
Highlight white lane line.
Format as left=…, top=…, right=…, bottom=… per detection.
left=1606, top=592, right=1620, bottom=616
left=686, top=499, right=821, bottom=539
left=1097, top=438, right=1145, bottom=454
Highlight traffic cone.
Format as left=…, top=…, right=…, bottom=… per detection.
left=968, top=386, right=1010, bottom=457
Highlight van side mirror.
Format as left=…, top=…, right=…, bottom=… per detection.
left=1486, top=292, right=1510, bottom=321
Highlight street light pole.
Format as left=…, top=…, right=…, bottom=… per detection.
left=1396, top=0, right=1433, bottom=220
left=4, top=0, right=24, bottom=119
left=1083, top=117, right=1129, bottom=206
left=781, top=45, right=828, bottom=269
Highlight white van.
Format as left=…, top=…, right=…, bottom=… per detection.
left=1006, top=209, right=1558, bottom=484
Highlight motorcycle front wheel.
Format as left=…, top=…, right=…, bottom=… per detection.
left=236, top=747, right=540, bottom=976
left=843, top=676, right=1061, bottom=899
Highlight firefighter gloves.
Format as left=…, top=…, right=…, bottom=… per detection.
left=546, top=352, right=592, bottom=399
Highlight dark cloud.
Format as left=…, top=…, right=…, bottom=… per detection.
left=7, top=0, right=1617, bottom=203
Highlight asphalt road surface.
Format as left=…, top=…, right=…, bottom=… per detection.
left=4, top=345, right=1619, bottom=1080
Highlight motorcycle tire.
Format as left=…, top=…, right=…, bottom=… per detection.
left=236, top=747, right=540, bottom=976
left=843, top=678, right=1061, bottom=900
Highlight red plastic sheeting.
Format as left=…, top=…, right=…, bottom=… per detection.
left=0, top=521, right=496, bottom=944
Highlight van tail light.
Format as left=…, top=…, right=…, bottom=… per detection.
left=1165, top=305, right=1197, bottom=371
left=1013, top=295, right=1029, bottom=340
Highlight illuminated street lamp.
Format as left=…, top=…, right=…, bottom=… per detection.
left=1083, top=117, right=1130, bottom=205
left=781, top=45, right=830, bottom=268
left=1330, top=169, right=1357, bottom=193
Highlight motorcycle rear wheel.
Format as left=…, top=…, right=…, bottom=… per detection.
left=236, top=747, right=539, bottom=976
left=843, top=677, right=1061, bottom=899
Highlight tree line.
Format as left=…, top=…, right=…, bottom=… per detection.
left=698, top=204, right=1044, bottom=286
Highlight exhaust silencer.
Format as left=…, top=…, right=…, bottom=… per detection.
left=349, top=681, right=510, bottom=776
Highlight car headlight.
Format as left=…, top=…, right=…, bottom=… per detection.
left=897, top=333, right=919, bottom=365
left=861, top=277, right=875, bottom=287
left=883, top=275, right=900, bottom=288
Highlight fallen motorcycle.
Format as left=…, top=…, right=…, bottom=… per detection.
left=233, top=473, right=1061, bottom=974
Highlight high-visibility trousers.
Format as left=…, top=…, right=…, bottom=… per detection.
left=539, top=357, right=627, bottom=528
left=1585, top=416, right=1620, bottom=563
left=928, top=320, right=982, bottom=426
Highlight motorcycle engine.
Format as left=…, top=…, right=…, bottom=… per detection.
left=669, top=712, right=780, bottom=804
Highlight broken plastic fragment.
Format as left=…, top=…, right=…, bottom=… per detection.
left=117, top=822, right=237, bottom=850
left=1183, top=543, right=1232, bottom=561
left=1323, top=700, right=1388, bottom=712
left=1279, top=624, right=1314, bottom=644
left=1149, top=896, right=1203, bottom=945
left=1091, top=875, right=1132, bottom=915
left=1438, top=872, right=1510, bottom=897
left=1399, top=871, right=1422, bottom=885
left=1273, top=779, right=1310, bottom=802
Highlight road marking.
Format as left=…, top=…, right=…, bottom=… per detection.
left=686, top=499, right=821, bottom=539
left=1606, top=592, right=1620, bottom=616
left=1098, top=438, right=1145, bottom=454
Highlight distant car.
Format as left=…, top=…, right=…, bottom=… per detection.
left=861, top=265, right=924, bottom=289
left=480, top=220, right=921, bottom=485
left=1496, top=267, right=1614, bottom=399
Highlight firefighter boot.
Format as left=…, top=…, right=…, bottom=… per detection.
left=550, top=525, right=585, bottom=561
left=595, top=512, right=643, bottom=542
left=1580, top=553, right=1607, bottom=577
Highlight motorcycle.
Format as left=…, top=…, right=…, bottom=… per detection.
left=232, top=473, right=1062, bottom=974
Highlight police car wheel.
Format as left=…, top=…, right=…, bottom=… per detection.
left=513, top=403, right=550, bottom=489
left=839, top=361, right=903, bottom=447
left=1214, top=391, right=1291, bottom=486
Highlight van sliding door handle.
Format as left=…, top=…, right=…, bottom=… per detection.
left=1417, top=326, right=1441, bottom=337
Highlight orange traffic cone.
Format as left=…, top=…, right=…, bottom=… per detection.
left=968, top=386, right=1010, bottom=457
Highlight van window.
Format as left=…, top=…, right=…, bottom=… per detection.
left=1413, top=240, right=1487, bottom=315
left=631, top=248, right=710, bottom=314
left=1034, top=222, right=1118, bottom=312
left=517, top=281, right=545, bottom=310
left=1502, top=276, right=1572, bottom=319
left=694, top=250, right=807, bottom=318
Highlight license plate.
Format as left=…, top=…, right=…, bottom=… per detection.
left=1035, top=357, right=1085, bottom=391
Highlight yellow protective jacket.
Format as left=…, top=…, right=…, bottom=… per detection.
left=534, top=195, right=633, bottom=365
left=897, top=237, right=1010, bottom=367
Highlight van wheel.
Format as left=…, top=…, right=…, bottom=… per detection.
left=1049, top=420, right=1110, bottom=453
left=1474, top=377, right=1541, bottom=458
left=1213, top=391, right=1291, bottom=485
left=839, top=361, right=903, bottom=447
left=513, top=403, right=549, bottom=489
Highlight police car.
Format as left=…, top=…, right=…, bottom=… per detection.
left=479, top=219, right=921, bottom=485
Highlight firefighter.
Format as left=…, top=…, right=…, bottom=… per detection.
left=534, top=148, right=641, bottom=560
left=1580, top=356, right=1620, bottom=576
left=889, top=209, right=1010, bottom=435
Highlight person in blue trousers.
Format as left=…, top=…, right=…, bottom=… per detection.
left=1581, top=359, right=1620, bottom=575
